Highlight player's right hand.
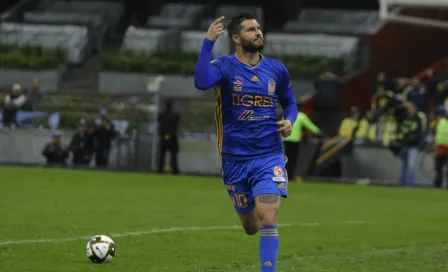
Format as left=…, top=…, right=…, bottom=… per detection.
left=206, top=16, right=225, bottom=42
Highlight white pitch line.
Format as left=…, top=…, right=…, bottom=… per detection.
left=0, top=220, right=364, bottom=246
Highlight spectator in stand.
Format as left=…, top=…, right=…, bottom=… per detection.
left=381, top=108, right=398, bottom=146
left=403, top=77, right=429, bottom=113
left=22, top=78, right=43, bottom=111
left=2, top=83, right=27, bottom=129
left=430, top=77, right=448, bottom=109
left=338, top=106, right=374, bottom=140
left=371, top=86, right=394, bottom=112
left=376, top=72, right=397, bottom=93
left=339, top=106, right=360, bottom=138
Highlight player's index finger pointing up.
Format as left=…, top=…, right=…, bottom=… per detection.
left=212, top=16, right=225, bottom=25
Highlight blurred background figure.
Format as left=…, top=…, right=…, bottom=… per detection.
left=283, top=103, right=321, bottom=181
left=93, top=116, right=116, bottom=168
left=2, top=83, right=27, bottom=129
left=396, top=103, right=423, bottom=187
left=433, top=106, right=448, bottom=188
left=157, top=99, right=180, bottom=175
left=42, top=131, right=69, bottom=166
left=69, top=119, right=94, bottom=166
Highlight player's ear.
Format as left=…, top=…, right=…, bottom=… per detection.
left=231, top=34, right=240, bottom=45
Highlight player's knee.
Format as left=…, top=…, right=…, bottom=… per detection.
left=258, top=210, right=278, bottom=226
left=244, top=227, right=259, bottom=236
left=241, top=219, right=260, bottom=235
left=243, top=224, right=259, bottom=235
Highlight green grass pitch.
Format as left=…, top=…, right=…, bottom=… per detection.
left=0, top=166, right=447, bottom=271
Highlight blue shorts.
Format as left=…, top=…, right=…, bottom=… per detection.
left=222, top=154, right=288, bottom=214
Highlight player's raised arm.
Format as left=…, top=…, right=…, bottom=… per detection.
left=277, top=63, right=299, bottom=137
left=194, top=16, right=226, bottom=90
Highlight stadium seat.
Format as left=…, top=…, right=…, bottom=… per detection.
left=146, top=3, right=204, bottom=28
left=263, top=32, right=359, bottom=58
left=121, top=27, right=166, bottom=53
left=0, top=22, right=89, bottom=64
left=286, top=9, right=379, bottom=34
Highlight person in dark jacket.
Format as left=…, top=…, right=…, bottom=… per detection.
left=42, top=131, right=69, bottom=166
left=396, top=102, right=423, bottom=186
left=69, top=119, right=94, bottom=166
left=93, top=117, right=116, bottom=167
left=157, top=99, right=180, bottom=174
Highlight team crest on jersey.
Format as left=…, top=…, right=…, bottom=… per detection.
left=233, top=76, right=243, bottom=91
left=268, top=78, right=276, bottom=95
left=273, top=166, right=286, bottom=182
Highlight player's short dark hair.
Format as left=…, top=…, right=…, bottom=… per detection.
left=227, top=13, right=257, bottom=38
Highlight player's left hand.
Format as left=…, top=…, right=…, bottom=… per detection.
left=277, top=119, right=292, bottom=137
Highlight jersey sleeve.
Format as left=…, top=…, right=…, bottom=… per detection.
left=193, top=38, right=224, bottom=90
left=277, top=61, right=298, bottom=124
left=301, top=113, right=320, bottom=134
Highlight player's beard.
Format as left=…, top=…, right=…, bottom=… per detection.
left=241, top=37, right=264, bottom=53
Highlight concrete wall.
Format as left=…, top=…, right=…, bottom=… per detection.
left=0, top=130, right=222, bottom=174
left=341, top=146, right=434, bottom=187
left=98, top=72, right=316, bottom=100
left=0, top=130, right=436, bottom=186
left=0, top=67, right=64, bottom=92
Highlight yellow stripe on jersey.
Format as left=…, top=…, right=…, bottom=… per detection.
left=215, top=86, right=223, bottom=158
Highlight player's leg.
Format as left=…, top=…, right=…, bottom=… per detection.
left=255, top=194, right=281, bottom=271
left=157, top=140, right=167, bottom=173
left=251, top=154, right=288, bottom=272
left=169, top=139, right=180, bottom=174
left=222, top=160, right=259, bottom=235
left=237, top=209, right=260, bottom=235
left=285, top=142, right=299, bottom=180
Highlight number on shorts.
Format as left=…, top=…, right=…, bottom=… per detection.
left=232, top=193, right=248, bottom=208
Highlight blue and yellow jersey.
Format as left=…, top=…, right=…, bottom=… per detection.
left=194, top=39, right=298, bottom=161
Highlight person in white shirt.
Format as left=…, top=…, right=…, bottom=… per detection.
left=2, top=84, right=27, bottom=128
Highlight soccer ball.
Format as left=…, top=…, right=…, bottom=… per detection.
left=85, top=235, right=116, bottom=263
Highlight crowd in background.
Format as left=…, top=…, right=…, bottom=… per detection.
left=41, top=117, right=117, bottom=168
left=3, top=66, right=448, bottom=185
left=0, top=82, right=117, bottom=168
left=338, top=67, right=448, bottom=187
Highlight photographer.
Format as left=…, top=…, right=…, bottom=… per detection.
left=69, top=119, right=94, bottom=166
left=42, top=131, right=69, bottom=166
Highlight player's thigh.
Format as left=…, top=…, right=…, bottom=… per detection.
left=222, top=160, right=256, bottom=215
left=251, top=154, right=287, bottom=224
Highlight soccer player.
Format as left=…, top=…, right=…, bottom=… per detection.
left=194, top=14, right=298, bottom=271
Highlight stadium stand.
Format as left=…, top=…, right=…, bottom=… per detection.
left=0, top=0, right=124, bottom=65
left=0, top=22, right=88, bottom=64
left=147, top=3, right=205, bottom=28
left=283, top=9, right=380, bottom=35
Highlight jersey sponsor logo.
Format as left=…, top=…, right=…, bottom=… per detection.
left=238, top=110, right=270, bottom=121
left=273, top=166, right=286, bottom=181
left=233, top=76, right=243, bottom=91
left=231, top=94, right=274, bottom=108
left=268, top=78, right=276, bottom=95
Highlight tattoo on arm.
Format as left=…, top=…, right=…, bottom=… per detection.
left=258, top=194, right=280, bottom=204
